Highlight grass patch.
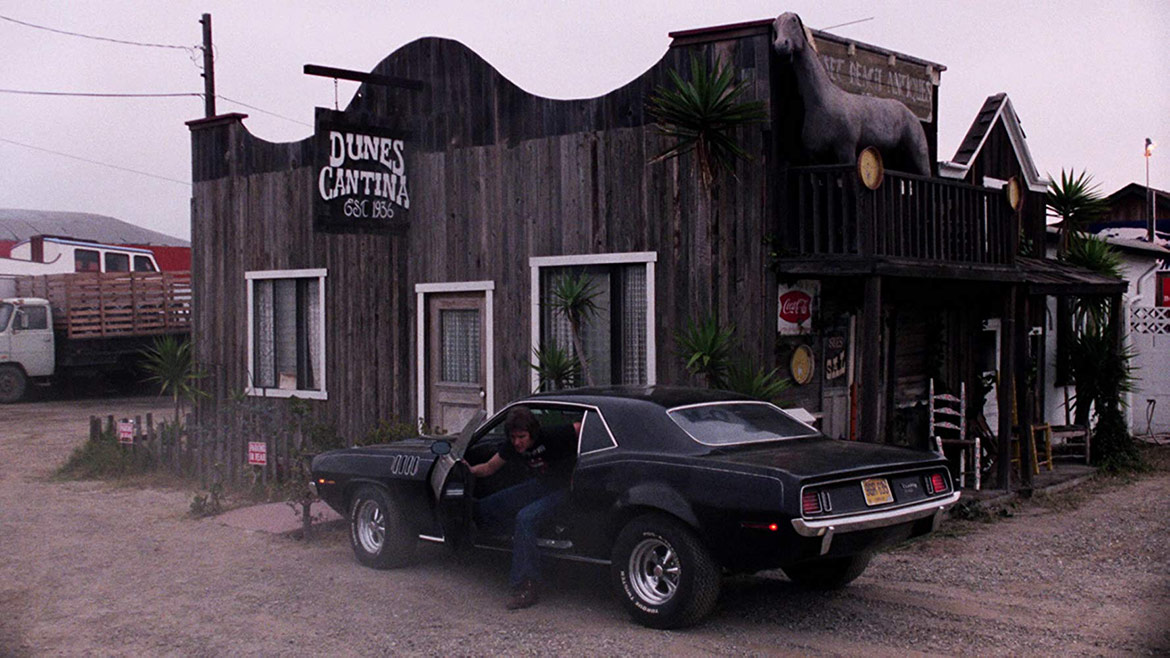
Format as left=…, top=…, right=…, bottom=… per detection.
left=55, top=428, right=155, bottom=480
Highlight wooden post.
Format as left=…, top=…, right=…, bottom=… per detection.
left=147, top=413, right=156, bottom=462
left=1017, top=292, right=1034, bottom=494
left=996, top=286, right=1017, bottom=490
left=860, top=275, right=883, bottom=443
left=89, top=416, right=100, bottom=442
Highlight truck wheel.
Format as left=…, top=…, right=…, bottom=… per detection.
left=610, top=513, right=721, bottom=629
left=0, top=365, right=27, bottom=403
left=782, top=553, right=871, bottom=589
left=349, top=485, right=417, bottom=569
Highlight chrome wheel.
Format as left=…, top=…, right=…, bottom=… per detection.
left=355, top=499, right=386, bottom=554
left=628, top=537, right=681, bottom=605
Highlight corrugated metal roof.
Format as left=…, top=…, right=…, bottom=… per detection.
left=0, top=209, right=188, bottom=246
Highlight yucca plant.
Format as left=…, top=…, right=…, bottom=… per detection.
left=530, top=344, right=582, bottom=392
left=724, top=361, right=791, bottom=401
left=1047, top=169, right=1109, bottom=256
left=547, top=271, right=602, bottom=386
left=675, top=315, right=737, bottom=388
left=141, top=335, right=207, bottom=429
left=647, top=55, right=767, bottom=190
left=1063, top=232, right=1124, bottom=335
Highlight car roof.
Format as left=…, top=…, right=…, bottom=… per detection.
left=528, top=385, right=756, bottom=410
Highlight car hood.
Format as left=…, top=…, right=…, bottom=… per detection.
left=707, top=437, right=942, bottom=480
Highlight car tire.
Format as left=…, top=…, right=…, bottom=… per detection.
left=0, top=365, right=27, bottom=404
left=782, top=553, right=871, bottom=589
left=610, top=513, right=721, bottom=629
left=349, top=485, right=417, bottom=569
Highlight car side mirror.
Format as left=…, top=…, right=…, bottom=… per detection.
left=431, top=440, right=452, bottom=456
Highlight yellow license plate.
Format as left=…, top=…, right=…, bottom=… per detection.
left=861, top=478, right=893, bottom=506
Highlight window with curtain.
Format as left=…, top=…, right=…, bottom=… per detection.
left=248, top=271, right=325, bottom=396
left=539, top=263, right=647, bottom=386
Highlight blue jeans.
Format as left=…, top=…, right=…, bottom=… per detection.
left=475, top=478, right=567, bottom=587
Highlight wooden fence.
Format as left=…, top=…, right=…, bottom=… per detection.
left=93, top=400, right=318, bottom=490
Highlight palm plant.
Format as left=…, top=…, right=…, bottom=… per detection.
left=675, top=315, right=737, bottom=388
left=647, top=55, right=767, bottom=190
left=530, top=343, right=582, bottom=391
left=724, top=361, right=791, bottom=401
left=1047, top=169, right=1109, bottom=256
left=141, top=335, right=207, bottom=428
left=1060, top=234, right=1137, bottom=466
left=547, top=271, right=602, bottom=386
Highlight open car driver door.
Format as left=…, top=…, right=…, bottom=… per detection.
left=429, top=409, right=485, bottom=548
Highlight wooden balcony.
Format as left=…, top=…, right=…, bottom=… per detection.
left=778, top=166, right=1019, bottom=271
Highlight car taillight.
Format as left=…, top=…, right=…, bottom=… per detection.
left=928, top=472, right=949, bottom=495
left=802, top=490, right=822, bottom=515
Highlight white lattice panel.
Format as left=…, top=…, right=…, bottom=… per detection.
left=1131, top=306, right=1170, bottom=335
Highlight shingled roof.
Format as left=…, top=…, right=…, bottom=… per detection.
left=939, top=93, right=1046, bottom=192
left=0, top=208, right=188, bottom=246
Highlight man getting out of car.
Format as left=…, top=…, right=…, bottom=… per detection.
left=467, top=406, right=579, bottom=610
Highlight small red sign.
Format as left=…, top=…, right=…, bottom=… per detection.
left=779, top=290, right=812, bottom=324
left=248, top=441, right=267, bottom=466
left=117, top=420, right=135, bottom=445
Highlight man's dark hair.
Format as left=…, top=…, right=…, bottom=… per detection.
left=504, top=406, right=540, bottom=437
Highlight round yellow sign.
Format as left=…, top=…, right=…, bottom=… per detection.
left=790, top=344, right=815, bottom=385
left=857, top=146, right=885, bottom=190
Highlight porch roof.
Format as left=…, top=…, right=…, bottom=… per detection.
left=1016, top=256, right=1128, bottom=295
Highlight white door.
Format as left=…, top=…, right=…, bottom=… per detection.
left=11, top=304, right=55, bottom=376
left=426, top=293, right=487, bottom=435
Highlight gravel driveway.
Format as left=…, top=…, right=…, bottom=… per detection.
left=1, top=396, right=1167, bottom=656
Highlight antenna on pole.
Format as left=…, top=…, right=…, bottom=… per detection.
left=200, top=14, right=216, bottom=117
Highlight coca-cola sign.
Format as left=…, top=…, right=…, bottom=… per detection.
left=779, top=291, right=812, bottom=324
left=777, top=281, right=819, bottom=335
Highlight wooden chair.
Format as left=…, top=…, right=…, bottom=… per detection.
left=1050, top=424, right=1091, bottom=465
left=930, top=380, right=979, bottom=490
left=1031, top=423, right=1054, bottom=473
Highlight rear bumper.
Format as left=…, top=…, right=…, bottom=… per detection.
left=791, top=491, right=961, bottom=556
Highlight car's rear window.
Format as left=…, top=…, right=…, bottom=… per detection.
left=667, top=402, right=818, bottom=446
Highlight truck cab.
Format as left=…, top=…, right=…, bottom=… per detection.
left=0, top=298, right=55, bottom=403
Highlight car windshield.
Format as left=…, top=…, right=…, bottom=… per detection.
left=0, top=303, right=12, bottom=332
left=667, top=402, right=819, bottom=446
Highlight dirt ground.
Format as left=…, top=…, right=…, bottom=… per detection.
left=1, top=395, right=1168, bottom=656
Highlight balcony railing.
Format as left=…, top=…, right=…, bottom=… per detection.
left=782, top=166, right=1018, bottom=266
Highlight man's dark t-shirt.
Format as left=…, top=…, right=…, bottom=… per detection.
left=498, top=423, right=577, bottom=487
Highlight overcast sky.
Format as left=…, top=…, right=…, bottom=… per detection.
left=1, top=0, right=1166, bottom=242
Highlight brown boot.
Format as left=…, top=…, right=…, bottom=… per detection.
left=506, top=580, right=539, bottom=610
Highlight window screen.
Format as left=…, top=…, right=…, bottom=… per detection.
left=440, top=308, right=481, bottom=383
left=252, top=276, right=322, bottom=392
left=539, top=263, right=648, bottom=387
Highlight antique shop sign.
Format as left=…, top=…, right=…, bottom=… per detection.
left=813, top=32, right=937, bottom=122
left=315, top=109, right=410, bottom=232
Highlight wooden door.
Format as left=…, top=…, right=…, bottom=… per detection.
left=427, top=293, right=487, bottom=435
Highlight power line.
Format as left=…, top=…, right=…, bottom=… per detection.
left=0, top=13, right=198, bottom=53
left=0, top=88, right=201, bottom=99
left=216, top=95, right=313, bottom=127
left=0, top=137, right=190, bottom=186
left=0, top=87, right=311, bottom=128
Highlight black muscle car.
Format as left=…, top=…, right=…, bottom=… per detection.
left=310, top=386, right=960, bottom=628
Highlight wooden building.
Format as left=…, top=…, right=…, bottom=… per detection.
left=188, top=17, right=1124, bottom=489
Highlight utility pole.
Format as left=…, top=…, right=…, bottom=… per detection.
left=200, top=14, right=216, bottom=117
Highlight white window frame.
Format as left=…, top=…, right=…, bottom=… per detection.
left=245, top=268, right=328, bottom=400
left=415, top=280, right=496, bottom=428
left=528, top=252, right=657, bottom=391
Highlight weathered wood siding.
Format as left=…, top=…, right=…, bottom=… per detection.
left=190, top=34, right=777, bottom=442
